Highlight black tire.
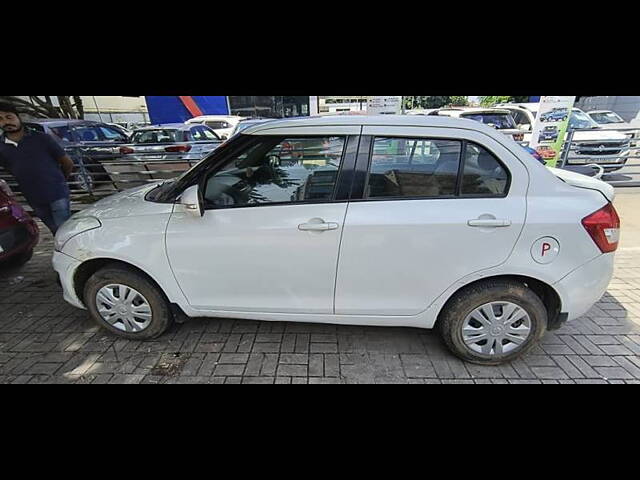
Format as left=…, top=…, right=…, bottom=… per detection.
left=438, top=279, right=548, bottom=365
left=2, top=248, right=34, bottom=268
left=84, top=265, right=173, bottom=340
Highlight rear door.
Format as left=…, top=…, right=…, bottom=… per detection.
left=334, top=125, right=528, bottom=316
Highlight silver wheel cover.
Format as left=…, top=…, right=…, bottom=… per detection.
left=462, top=301, right=532, bottom=356
left=95, top=284, right=153, bottom=333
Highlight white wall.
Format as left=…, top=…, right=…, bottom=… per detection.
left=81, top=96, right=148, bottom=114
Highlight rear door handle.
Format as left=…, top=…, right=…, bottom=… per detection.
left=298, top=221, right=339, bottom=231
left=467, top=219, right=512, bottom=227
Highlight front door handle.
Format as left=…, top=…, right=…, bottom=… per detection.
left=467, top=218, right=512, bottom=227
left=298, top=220, right=339, bottom=231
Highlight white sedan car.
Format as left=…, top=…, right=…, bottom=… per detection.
left=53, top=115, right=619, bottom=364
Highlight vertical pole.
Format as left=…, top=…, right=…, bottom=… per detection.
left=92, top=96, right=104, bottom=122
left=559, top=129, right=575, bottom=168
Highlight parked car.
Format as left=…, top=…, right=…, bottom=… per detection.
left=23, top=119, right=132, bottom=193
left=121, top=123, right=222, bottom=162
left=405, top=109, right=440, bottom=116
left=185, top=115, right=244, bottom=140
left=498, top=104, right=632, bottom=171
left=433, top=107, right=525, bottom=142
left=522, top=146, right=545, bottom=164
left=538, top=125, right=559, bottom=143
left=540, top=108, right=569, bottom=123
left=587, top=110, right=638, bottom=139
left=53, top=115, right=619, bottom=365
left=106, top=123, right=133, bottom=139
left=0, top=181, right=39, bottom=267
left=229, top=118, right=273, bottom=137
left=565, top=109, right=632, bottom=171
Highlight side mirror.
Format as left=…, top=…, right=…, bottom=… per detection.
left=519, top=124, right=531, bottom=131
left=179, top=184, right=203, bottom=217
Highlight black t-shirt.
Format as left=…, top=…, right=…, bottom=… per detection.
left=0, top=130, right=70, bottom=205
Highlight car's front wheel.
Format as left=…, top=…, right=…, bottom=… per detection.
left=438, top=279, right=548, bottom=365
left=84, top=265, right=173, bottom=340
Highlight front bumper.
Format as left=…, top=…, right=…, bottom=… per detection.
left=52, top=250, right=86, bottom=310
left=554, top=253, right=615, bottom=322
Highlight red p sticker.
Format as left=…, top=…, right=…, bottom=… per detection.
left=541, top=242, right=551, bottom=256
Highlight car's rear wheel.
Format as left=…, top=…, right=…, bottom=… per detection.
left=84, top=265, right=173, bottom=340
left=438, top=279, right=548, bottom=365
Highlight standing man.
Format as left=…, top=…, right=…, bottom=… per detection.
left=0, top=103, right=74, bottom=234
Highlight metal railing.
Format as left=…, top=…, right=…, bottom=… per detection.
left=0, top=152, right=199, bottom=211
left=559, top=127, right=640, bottom=187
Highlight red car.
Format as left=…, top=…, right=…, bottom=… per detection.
left=0, top=183, right=39, bottom=267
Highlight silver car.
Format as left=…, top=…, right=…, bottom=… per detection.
left=121, top=123, right=223, bottom=162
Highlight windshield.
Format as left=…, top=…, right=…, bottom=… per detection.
left=589, top=111, right=624, bottom=124
left=131, top=129, right=183, bottom=144
left=569, top=110, right=600, bottom=130
left=462, top=113, right=516, bottom=129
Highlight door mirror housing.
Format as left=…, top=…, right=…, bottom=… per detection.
left=519, top=124, right=531, bottom=131
left=179, top=184, right=203, bottom=217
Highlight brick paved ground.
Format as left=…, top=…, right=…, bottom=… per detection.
left=1, top=192, right=640, bottom=384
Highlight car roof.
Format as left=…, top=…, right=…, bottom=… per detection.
left=587, top=110, right=616, bottom=114
left=25, top=118, right=102, bottom=127
left=135, top=123, right=192, bottom=130
left=437, top=107, right=512, bottom=116
left=242, top=114, right=513, bottom=136
left=187, top=115, right=243, bottom=121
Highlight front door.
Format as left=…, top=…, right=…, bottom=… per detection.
left=334, top=126, right=528, bottom=316
left=165, top=134, right=355, bottom=314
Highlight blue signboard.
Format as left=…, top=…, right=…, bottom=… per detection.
left=145, top=96, right=229, bottom=124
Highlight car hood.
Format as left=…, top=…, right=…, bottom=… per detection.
left=572, top=129, right=629, bottom=141
left=548, top=167, right=615, bottom=202
left=73, top=181, right=174, bottom=220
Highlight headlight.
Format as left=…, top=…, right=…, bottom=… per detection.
left=54, top=216, right=102, bottom=251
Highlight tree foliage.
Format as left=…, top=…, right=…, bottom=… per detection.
left=478, top=96, right=530, bottom=107
left=403, top=96, right=453, bottom=110
left=449, top=96, right=469, bottom=106
left=0, top=96, right=84, bottom=119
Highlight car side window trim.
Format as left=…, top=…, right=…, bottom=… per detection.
left=198, top=135, right=353, bottom=211
left=349, top=135, right=511, bottom=202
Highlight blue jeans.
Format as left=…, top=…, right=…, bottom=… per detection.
left=32, top=198, right=71, bottom=235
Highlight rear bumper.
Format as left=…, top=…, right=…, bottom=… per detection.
left=52, top=250, right=85, bottom=310
left=554, top=253, right=615, bottom=322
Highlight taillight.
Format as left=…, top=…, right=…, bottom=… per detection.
left=165, top=145, right=192, bottom=153
left=120, top=146, right=135, bottom=154
left=582, top=203, right=620, bottom=253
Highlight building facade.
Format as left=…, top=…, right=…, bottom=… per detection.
left=318, top=96, right=368, bottom=114
left=228, top=96, right=311, bottom=118
left=81, top=96, right=150, bottom=124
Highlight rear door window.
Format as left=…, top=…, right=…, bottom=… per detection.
left=461, top=143, right=509, bottom=196
left=366, top=137, right=462, bottom=198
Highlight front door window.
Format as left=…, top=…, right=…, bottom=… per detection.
left=203, top=136, right=346, bottom=208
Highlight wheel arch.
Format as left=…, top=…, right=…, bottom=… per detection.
left=435, top=274, right=563, bottom=330
left=73, top=257, right=175, bottom=310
